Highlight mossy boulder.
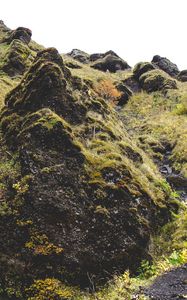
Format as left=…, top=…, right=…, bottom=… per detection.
left=91, top=54, right=130, bottom=73
left=3, top=26, right=32, bottom=45
left=133, top=62, right=155, bottom=79
left=177, top=70, right=187, bottom=82
left=0, top=20, right=10, bottom=36
left=90, top=50, right=119, bottom=62
left=0, top=47, right=174, bottom=295
left=152, top=55, right=179, bottom=77
left=122, top=75, right=141, bottom=93
left=67, top=49, right=90, bottom=63
left=1, top=39, right=33, bottom=76
left=139, top=69, right=177, bottom=92
left=115, top=82, right=133, bottom=106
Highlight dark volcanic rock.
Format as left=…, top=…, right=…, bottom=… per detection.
left=0, top=47, right=172, bottom=293
left=122, top=75, right=141, bottom=93
left=1, top=39, right=33, bottom=76
left=152, top=55, right=180, bottom=77
left=0, top=20, right=10, bottom=34
left=139, top=69, right=177, bottom=93
left=91, top=54, right=130, bottom=73
left=177, top=70, right=187, bottom=82
left=4, top=27, right=32, bottom=44
left=115, top=83, right=133, bottom=106
left=90, top=50, right=119, bottom=62
left=67, top=49, right=90, bottom=63
left=133, top=62, right=155, bottom=79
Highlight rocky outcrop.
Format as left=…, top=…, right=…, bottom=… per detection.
left=67, top=49, right=130, bottom=73
left=1, top=39, right=33, bottom=76
left=91, top=54, right=130, bottom=72
left=133, top=62, right=177, bottom=93
left=67, top=49, right=90, bottom=63
left=133, top=62, right=155, bottom=79
left=90, top=50, right=119, bottom=62
left=122, top=75, right=141, bottom=93
left=0, top=20, right=10, bottom=33
left=115, top=83, right=133, bottom=106
left=152, top=55, right=179, bottom=77
left=3, top=26, right=32, bottom=44
left=0, top=47, right=173, bottom=295
left=177, top=70, right=187, bottom=82
left=139, top=69, right=177, bottom=93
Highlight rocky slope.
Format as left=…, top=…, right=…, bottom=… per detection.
left=0, top=21, right=186, bottom=299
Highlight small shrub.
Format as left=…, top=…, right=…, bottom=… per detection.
left=94, top=79, right=121, bottom=105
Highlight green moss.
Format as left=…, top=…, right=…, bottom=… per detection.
left=139, top=69, right=177, bottom=92
left=133, top=61, right=155, bottom=79
left=0, top=39, right=34, bottom=76
left=26, top=278, right=75, bottom=300
left=21, top=109, right=72, bottom=133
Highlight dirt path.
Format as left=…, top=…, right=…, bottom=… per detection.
left=143, top=264, right=187, bottom=300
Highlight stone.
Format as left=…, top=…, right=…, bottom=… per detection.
left=4, top=27, right=32, bottom=44
left=122, top=75, right=141, bottom=93
left=177, top=70, right=187, bottom=82
left=133, top=62, right=155, bottom=79
left=1, top=39, right=33, bottom=76
left=115, top=83, right=133, bottom=106
left=139, top=69, right=177, bottom=93
left=91, top=54, right=130, bottom=73
left=90, top=50, right=119, bottom=62
left=67, top=49, right=90, bottom=63
left=152, top=55, right=179, bottom=77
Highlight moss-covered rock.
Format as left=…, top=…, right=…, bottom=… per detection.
left=139, top=69, right=177, bottom=93
left=177, top=70, right=187, bottom=82
left=91, top=54, right=130, bottom=73
left=0, top=39, right=33, bottom=76
left=0, top=47, right=174, bottom=296
left=3, top=27, right=32, bottom=45
left=133, top=62, right=155, bottom=79
left=115, top=82, right=133, bottom=106
left=67, top=49, right=90, bottom=63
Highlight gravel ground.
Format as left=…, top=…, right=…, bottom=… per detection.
left=144, top=264, right=187, bottom=300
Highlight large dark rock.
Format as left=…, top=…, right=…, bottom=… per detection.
left=122, top=75, right=141, bottom=93
left=0, top=47, right=172, bottom=295
left=91, top=54, right=130, bottom=73
left=133, top=62, right=155, bottom=79
left=67, top=49, right=90, bottom=63
left=0, top=20, right=10, bottom=34
left=177, top=70, right=187, bottom=82
left=3, top=27, right=32, bottom=44
left=152, top=55, right=179, bottom=77
left=115, top=83, right=133, bottom=106
left=1, top=39, right=33, bottom=76
left=139, top=69, right=177, bottom=93
left=90, top=50, right=119, bottom=62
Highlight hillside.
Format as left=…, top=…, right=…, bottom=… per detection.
left=0, top=21, right=186, bottom=300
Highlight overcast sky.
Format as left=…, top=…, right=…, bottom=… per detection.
left=1, top=0, right=187, bottom=69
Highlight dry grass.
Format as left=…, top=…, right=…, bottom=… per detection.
left=120, top=84, right=187, bottom=177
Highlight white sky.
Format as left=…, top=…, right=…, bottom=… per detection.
left=1, top=0, right=187, bottom=69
